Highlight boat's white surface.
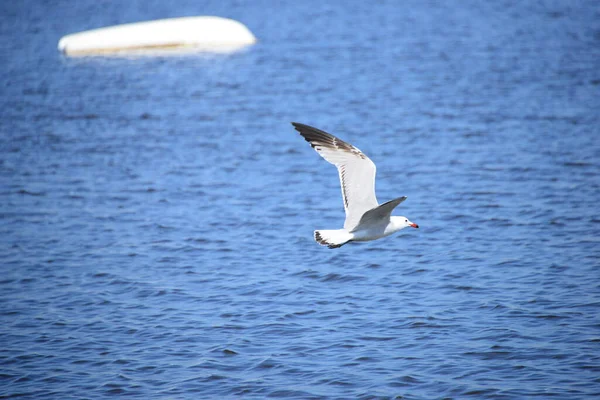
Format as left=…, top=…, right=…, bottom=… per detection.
left=58, top=16, right=257, bottom=56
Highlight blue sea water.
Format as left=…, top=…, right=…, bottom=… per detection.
left=1, top=0, right=600, bottom=398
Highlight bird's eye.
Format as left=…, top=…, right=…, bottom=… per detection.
left=405, top=219, right=408, bottom=222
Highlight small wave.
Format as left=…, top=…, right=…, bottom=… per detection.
left=253, top=357, right=280, bottom=370
left=563, top=161, right=594, bottom=167
left=267, top=389, right=320, bottom=398
left=16, top=189, right=45, bottom=196
left=321, top=273, right=366, bottom=283
left=357, top=335, right=396, bottom=342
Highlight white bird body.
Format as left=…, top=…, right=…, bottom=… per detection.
left=293, top=122, right=418, bottom=248
left=353, top=216, right=409, bottom=241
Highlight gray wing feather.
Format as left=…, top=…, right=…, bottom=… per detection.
left=354, top=196, right=407, bottom=230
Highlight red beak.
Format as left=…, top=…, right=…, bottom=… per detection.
left=410, top=223, right=419, bottom=228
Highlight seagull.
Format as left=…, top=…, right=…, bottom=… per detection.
left=292, top=122, right=419, bottom=248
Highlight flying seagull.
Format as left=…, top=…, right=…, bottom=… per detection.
left=292, top=122, right=418, bottom=248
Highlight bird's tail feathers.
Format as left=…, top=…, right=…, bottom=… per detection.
left=314, top=230, right=352, bottom=249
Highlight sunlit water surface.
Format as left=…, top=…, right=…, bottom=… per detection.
left=1, top=1, right=599, bottom=398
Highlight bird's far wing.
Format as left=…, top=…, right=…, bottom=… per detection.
left=354, top=196, right=407, bottom=230
left=292, top=122, right=379, bottom=230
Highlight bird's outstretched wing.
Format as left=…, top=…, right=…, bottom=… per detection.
left=292, top=122, right=379, bottom=230
left=355, top=196, right=407, bottom=230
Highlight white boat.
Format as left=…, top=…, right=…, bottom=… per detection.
left=58, top=16, right=257, bottom=56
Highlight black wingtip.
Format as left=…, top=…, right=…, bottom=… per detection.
left=291, top=122, right=312, bottom=132
left=291, top=122, right=365, bottom=159
left=291, top=122, right=320, bottom=131
left=291, top=122, right=328, bottom=144
left=290, top=122, right=305, bottom=135
left=291, top=122, right=335, bottom=142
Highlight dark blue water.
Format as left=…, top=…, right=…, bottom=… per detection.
left=2, top=0, right=600, bottom=398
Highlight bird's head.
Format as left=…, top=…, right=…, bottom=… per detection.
left=392, top=216, right=419, bottom=230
